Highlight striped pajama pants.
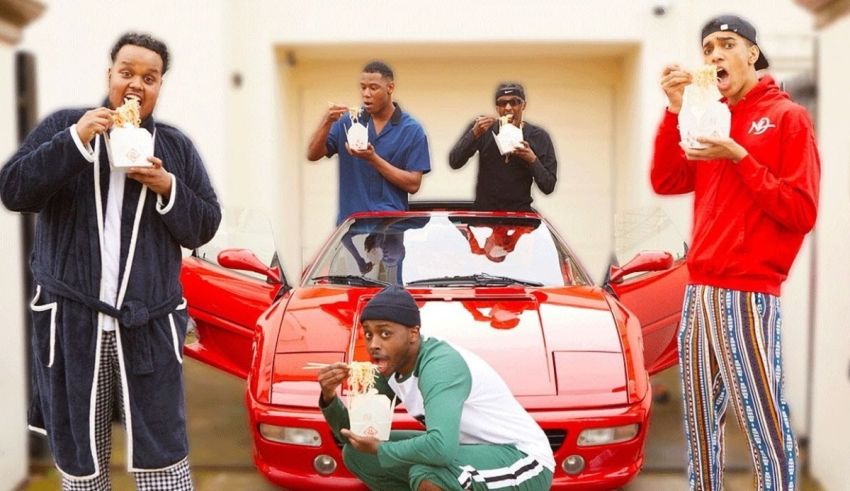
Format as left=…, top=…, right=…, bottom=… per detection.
left=678, top=285, right=797, bottom=490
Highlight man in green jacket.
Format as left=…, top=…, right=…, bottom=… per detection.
left=318, top=285, right=554, bottom=490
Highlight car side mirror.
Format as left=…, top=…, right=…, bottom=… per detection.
left=218, top=248, right=282, bottom=284
left=608, top=251, right=674, bottom=284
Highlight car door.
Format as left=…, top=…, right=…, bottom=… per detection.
left=179, top=208, right=285, bottom=378
left=180, top=254, right=283, bottom=378
left=607, top=207, right=689, bottom=374
left=609, top=258, right=688, bottom=374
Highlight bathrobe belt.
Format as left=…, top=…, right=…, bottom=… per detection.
left=32, top=265, right=183, bottom=375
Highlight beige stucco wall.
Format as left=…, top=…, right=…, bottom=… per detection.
left=0, top=43, right=28, bottom=491
left=809, top=12, right=850, bottom=491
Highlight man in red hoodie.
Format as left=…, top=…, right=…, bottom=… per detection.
left=651, top=15, right=819, bottom=491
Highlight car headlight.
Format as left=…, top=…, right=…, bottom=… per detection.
left=577, top=424, right=639, bottom=446
left=258, top=424, right=322, bottom=447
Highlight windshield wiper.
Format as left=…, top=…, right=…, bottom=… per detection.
left=407, top=273, right=543, bottom=287
left=310, top=275, right=390, bottom=287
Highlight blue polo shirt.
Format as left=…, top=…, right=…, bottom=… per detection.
left=326, top=103, right=431, bottom=224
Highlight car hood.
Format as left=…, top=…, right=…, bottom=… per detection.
left=272, top=286, right=627, bottom=407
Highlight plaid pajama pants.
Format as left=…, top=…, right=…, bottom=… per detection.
left=61, top=330, right=194, bottom=491
left=678, top=285, right=797, bottom=491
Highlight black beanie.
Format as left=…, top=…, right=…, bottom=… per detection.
left=359, top=285, right=421, bottom=328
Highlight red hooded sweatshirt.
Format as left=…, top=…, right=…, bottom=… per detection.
left=651, top=75, right=820, bottom=296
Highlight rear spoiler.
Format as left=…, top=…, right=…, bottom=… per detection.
left=408, top=201, right=476, bottom=211
left=408, top=201, right=538, bottom=213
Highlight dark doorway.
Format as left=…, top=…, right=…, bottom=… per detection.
left=15, top=50, right=43, bottom=460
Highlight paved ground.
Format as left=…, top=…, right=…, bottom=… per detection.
left=22, top=360, right=823, bottom=490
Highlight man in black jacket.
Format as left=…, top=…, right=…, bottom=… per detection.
left=448, top=82, right=558, bottom=211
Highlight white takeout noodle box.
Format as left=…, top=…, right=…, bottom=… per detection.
left=494, top=124, right=523, bottom=156
left=678, top=84, right=730, bottom=150
left=109, top=126, right=153, bottom=171
left=347, top=121, right=369, bottom=152
left=349, top=393, right=392, bottom=441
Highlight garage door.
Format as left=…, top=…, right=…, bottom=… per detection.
left=294, top=55, right=617, bottom=280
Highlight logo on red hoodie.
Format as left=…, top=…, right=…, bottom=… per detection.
left=749, top=117, right=776, bottom=135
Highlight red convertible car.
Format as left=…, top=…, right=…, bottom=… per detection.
left=180, top=204, right=687, bottom=490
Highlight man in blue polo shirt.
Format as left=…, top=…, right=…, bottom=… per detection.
left=307, top=61, right=432, bottom=224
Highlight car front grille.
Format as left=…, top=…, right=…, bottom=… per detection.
left=544, top=429, right=567, bottom=452
left=335, top=429, right=568, bottom=452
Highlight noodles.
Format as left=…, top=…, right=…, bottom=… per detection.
left=694, top=65, right=718, bottom=90
left=349, top=106, right=362, bottom=123
left=347, top=361, right=378, bottom=395
left=499, top=113, right=524, bottom=129
left=113, top=98, right=141, bottom=128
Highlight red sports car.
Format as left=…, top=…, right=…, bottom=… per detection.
left=180, top=205, right=687, bottom=490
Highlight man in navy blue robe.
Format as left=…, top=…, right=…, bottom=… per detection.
left=0, top=33, right=220, bottom=490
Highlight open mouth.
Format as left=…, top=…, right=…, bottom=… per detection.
left=716, top=68, right=730, bottom=90
left=124, top=94, right=142, bottom=105
left=371, top=357, right=390, bottom=375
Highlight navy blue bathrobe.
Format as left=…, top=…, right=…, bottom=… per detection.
left=0, top=108, right=221, bottom=477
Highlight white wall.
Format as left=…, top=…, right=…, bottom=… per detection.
left=0, top=44, right=29, bottom=491
left=809, top=13, right=850, bottom=491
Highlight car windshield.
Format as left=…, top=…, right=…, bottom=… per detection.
left=305, top=215, right=589, bottom=287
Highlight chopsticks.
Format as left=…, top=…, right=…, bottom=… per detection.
left=303, top=361, right=370, bottom=370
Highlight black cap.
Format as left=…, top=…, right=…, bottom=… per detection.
left=359, top=285, right=421, bottom=328
left=701, top=15, right=769, bottom=70
left=495, top=82, right=526, bottom=103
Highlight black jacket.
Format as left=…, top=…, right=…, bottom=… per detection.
left=449, top=120, right=557, bottom=211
